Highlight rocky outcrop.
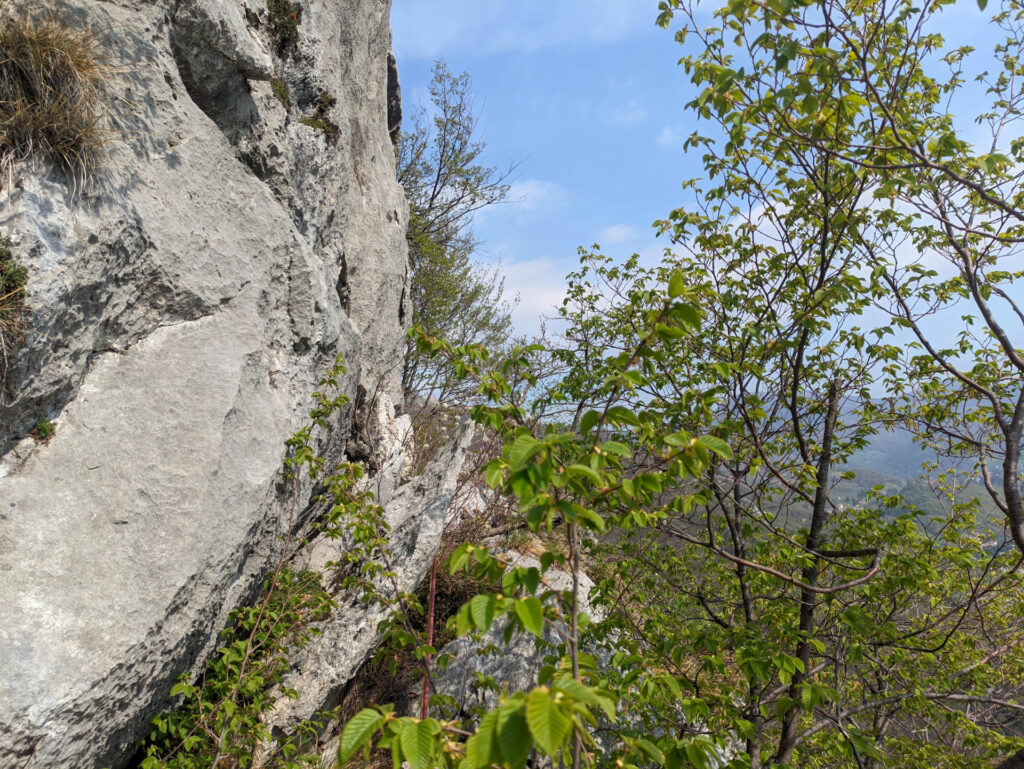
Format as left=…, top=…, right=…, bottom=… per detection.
left=269, top=417, right=474, bottom=732
left=432, top=552, right=601, bottom=713
left=0, top=1, right=409, bottom=767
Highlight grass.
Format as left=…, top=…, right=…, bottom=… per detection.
left=299, top=91, right=339, bottom=144
left=0, top=14, right=109, bottom=190
left=0, top=236, right=27, bottom=399
left=270, top=76, right=291, bottom=111
left=31, top=416, right=54, bottom=442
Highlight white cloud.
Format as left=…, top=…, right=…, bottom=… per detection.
left=606, top=99, right=649, bottom=126
left=507, top=179, right=571, bottom=212
left=497, top=257, right=572, bottom=335
left=656, top=125, right=684, bottom=150
left=598, top=224, right=638, bottom=244
left=391, top=0, right=658, bottom=59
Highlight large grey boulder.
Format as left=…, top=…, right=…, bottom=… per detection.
left=0, top=1, right=408, bottom=767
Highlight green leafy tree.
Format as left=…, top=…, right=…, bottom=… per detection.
left=656, top=0, right=1024, bottom=556
left=397, top=61, right=517, bottom=404
left=341, top=3, right=1024, bottom=769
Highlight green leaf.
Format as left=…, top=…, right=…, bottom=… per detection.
left=684, top=741, right=711, bottom=769
left=635, top=737, right=665, bottom=763
left=696, top=435, right=733, bottom=460
left=466, top=709, right=501, bottom=768
left=668, top=270, right=686, bottom=298
left=978, top=0, right=988, bottom=10
left=600, top=441, right=632, bottom=457
left=339, top=708, right=385, bottom=764
left=579, top=409, right=600, bottom=436
left=484, top=459, right=505, bottom=488
left=551, top=675, right=600, bottom=705
left=735, top=718, right=755, bottom=740
left=565, top=464, right=603, bottom=485
left=448, top=543, right=472, bottom=574
left=469, top=593, right=497, bottom=631
left=508, top=434, right=543, bottom=470
left=521, top=567, right=540, bottom=593
left=497, top=705, right=532, bottom=769
left=606, top=405, right=640, bottom=426
left=456, top=603, right=473, bottom=635
left=526, top=687, right=572, bottom=756
left=515, top=597, right=545, bottom=637
left=574, top=506, right=606, bottom=532
left=399, top=719, right=436, bottom=769
left=675, top=303, right=701, bottom=329
left=656, top=322, right=687, bottom=339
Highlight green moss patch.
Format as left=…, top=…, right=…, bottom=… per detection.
left=299, top=91, right=339, bottom=144
left=0, top=236, right=28, bottom=397
left=270, top=76, right=291, bottom=111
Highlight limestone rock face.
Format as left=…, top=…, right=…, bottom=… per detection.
left=0, top=1, right=408, bottom=767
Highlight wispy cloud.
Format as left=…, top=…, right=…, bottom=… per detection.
left=391, top=0, right=659, bottom=59
left=507, top=179, right=571, bottom=212
left=606, top=99, right=649, bottom=126
left=498, top=257, right=572, bottom=334
left=656, top=125, right=684, bottom=150
left=598, top=224, right=639, bottom=244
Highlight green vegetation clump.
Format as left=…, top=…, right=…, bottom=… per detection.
left=0, top=236, right=28, bottom=396
left=140, top=356, right=403, bottom=768
left=298, top=91, right=338, bottom=144
left=266, top=0, right=302, bottom=57
left=0, top=14, right=107, bottom=188
left=139, top=567, right=334, bottom=769
left=270, top=76, right=291, bottom=111
left=31, top=416, right=54, bottom=442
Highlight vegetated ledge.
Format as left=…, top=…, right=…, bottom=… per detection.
left=0, top=235, right=28, bottom=402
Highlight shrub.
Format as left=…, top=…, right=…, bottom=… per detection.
left=0, top=236, right=27, bottom=397
left=0, top=14, right=108, bottom=188
left=266, top=0, right=302, bottom=56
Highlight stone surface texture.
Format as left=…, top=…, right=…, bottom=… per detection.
left=432, top=552, right=601, bottom=713
left=0, top=1, right=409, bottom=767
left=270, top=417, right=474, bottom=732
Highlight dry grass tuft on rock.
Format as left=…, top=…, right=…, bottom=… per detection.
left=0, top=14, right=108, bottom=189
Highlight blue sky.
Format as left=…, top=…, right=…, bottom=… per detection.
left=390, top=1, right=704, bottom=336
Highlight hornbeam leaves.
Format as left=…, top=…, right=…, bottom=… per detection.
left=468, top=593, right=498, bottom=632
left=338, top=681, right=609, bottom=769
left=514, top=596, right=544, bottom=637
left=338, top=708, right=385, bottom=764
left=525, top=688, right=573, bottom=756
left=496, top=705, right=532, bottom=769
left=399, top=719, right=437, bottom=769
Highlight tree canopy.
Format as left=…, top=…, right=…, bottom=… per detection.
left=397, top=61, right=517, bottom=404
left=344, top=2, right=1024, bottom=768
